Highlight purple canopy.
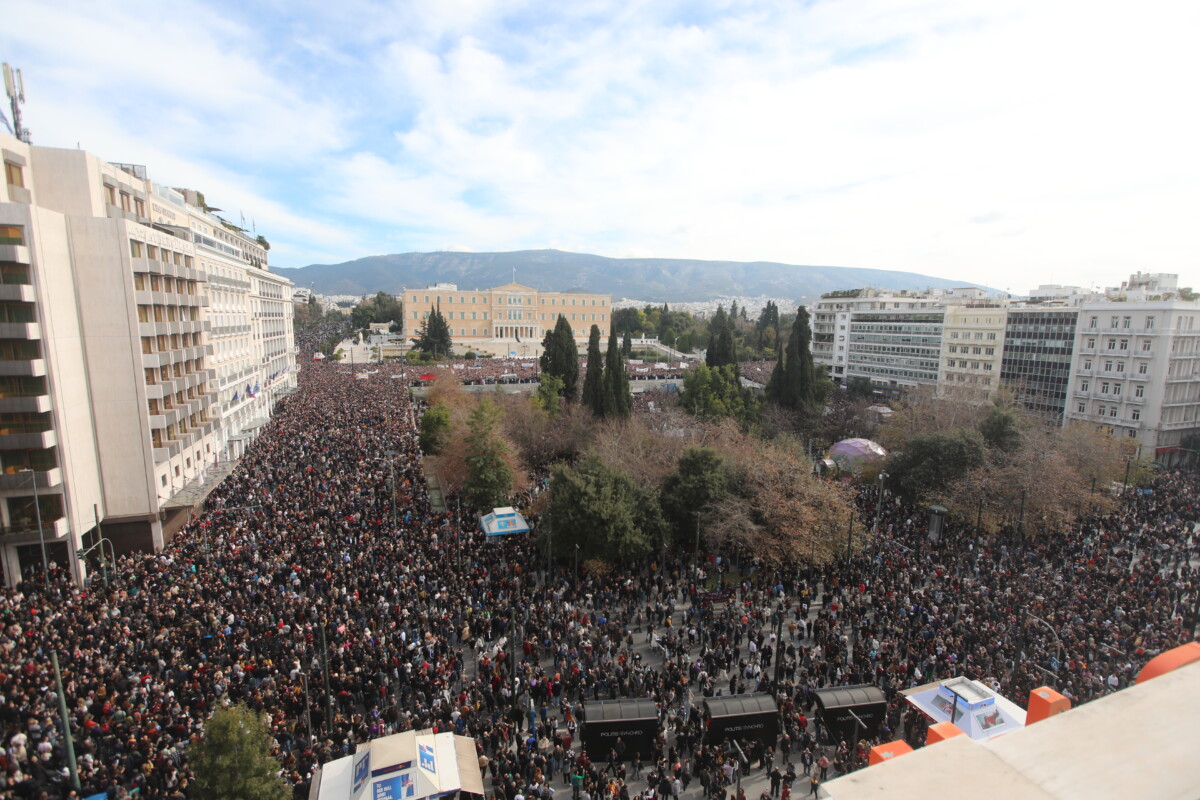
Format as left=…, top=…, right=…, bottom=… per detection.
left=828, top=438, right=888, bottom=470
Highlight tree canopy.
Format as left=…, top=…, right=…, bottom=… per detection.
left=602, top=330, right=632, bottom=419
left=188, top=704, right=290, bottom=800
left=581, top=324, right=605, bottom=416
left=765, top=306, right=824, bottom=411
left=411, top=307, right=452, bottom=358
left=463, top=399, right=515, bottom=511
left=549, top=454, right=666, bottom=561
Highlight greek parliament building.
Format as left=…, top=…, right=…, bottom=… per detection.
left=0, top=132, right=296, bottom=585
left=404, top=282, right=612, bottom=356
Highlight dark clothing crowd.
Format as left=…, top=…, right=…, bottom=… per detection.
left=0, top=359, right=1197, bottom=799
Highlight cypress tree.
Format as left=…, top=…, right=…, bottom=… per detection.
left=766, top=306, right=817, bottom=410
left=539, top=315, right=579, bottom=399
left=582, top=324, right=605, bottom=415
left=604, top=330, right=631, bottom=418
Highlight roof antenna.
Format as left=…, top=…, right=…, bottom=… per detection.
left=2, top=63, right=31, bottom=143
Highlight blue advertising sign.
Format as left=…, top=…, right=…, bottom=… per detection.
left=353, top=750, right=372, bottom=798
left=418, top=742, right=437, bottom=774
left=374, top=772, right=416, bottom=800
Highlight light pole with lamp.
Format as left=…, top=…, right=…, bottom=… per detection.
left=18, top=467, right=48, bottom=589
left=1024, top=612, right=1064, bottom=684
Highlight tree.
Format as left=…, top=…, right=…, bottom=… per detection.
left=680, top=364, right=756, bottom=425
left=885, top=429, right=986, bottom=503
left=534, top=373, right=564, bottom=418
left=765, top=307, right=822, bottom=411
left=539, top=316, right=579, bottom=400
left=603, top=330, right=631, bottom=418
left=705, top=306, right=737, bottom=368
left=622, top=330, right=633, bottom=358
left=549, top=454, right=666, bottom=562
left=581, top=325, right=605, bottom=415
left=464, top=399, right=514, bottom=511
left=188, top=704, right=290, bottom=800
left=412, top=307, right=452, bottom=358
left=419, top=403, right=452, bottom=455
left=978, top=406, right=1022, bottom=452
left=845, top=376, right=875, bottom=402
left=660, top=448, right=734, bottom=546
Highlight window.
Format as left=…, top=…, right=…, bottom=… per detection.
left=1113, top=384, right=1121, bottom=396
left=1131, top=409, right=1141, bottom=422
left=0, top=225, right=23, bottom=245
left=130, top=240, right=143, bottom=257
left=1087, top=338, right=1096, bottom=348
left=1145, top=317, right=1154, bottom=330
left=1137, top=363, right=1148, bottom=375
left=1110, top=316, right=1119, bottom=328
left=4, top=162, right=23, bottom=188
left=948, top=345, right=957, bottom=353
left=1109, top=406, right=1117, bottom=417
left=985, top=347, right=994, bottom=355
left=1122, top=316, right=1131, bottom=328
left=1104, top=360, right=1113, bottom=371
left=1119, top=339, right=1128, bottom=350
left=1089, top=316, right=1098, bottom=328
left=1135, top=384, right=1144, bottom=397
left=1077, top=403, right=1086, bottom=413
left=134, top=198, right=146, bottom=217
left=120, top=192, right=131, bottom=211
left=1116, top=362, right=1124, bottom=373
left=1101, top=382, right=1110, bottom=394
left=1081, top=380, right=1090, bottom=391
left=1107, top=340, right=1116, bottom=350
left=1084, top=360, right=1092, bottom=370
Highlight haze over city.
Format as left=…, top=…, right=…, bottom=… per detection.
left=5, top=0, right=1197, bottom=295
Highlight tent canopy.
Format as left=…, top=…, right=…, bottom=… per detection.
left=904, top=677, right=1026, bottom=742
left=480, top=507, right=530, bottom=537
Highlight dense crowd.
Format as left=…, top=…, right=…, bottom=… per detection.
left=0, top=359, right=1196, bottom=800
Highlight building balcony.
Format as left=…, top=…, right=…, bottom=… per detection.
left=0, top=244, right=31, bottom=265
left=0, top=394, right=50, bottom=413
left=0, top=322, right=40, bottom=339
left=0, top=467, right=63, bottom=491
left=153, top=441, right=182, bottom=461
left=0, top=284, right=36, bottom=303
left=0, top=359, right=46, bottom=377
left=0, top=515, right=70, bottom=543
left=0, top=428, right=56, bottom=449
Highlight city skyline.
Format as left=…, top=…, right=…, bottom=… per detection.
left=4, top=0, right=1197, bottom=293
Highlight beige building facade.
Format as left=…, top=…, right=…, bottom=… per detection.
left=405, top=282, right=611, bottom=356
left=0, top=132, right=294, bottom=585
left=937, top=302, right=1008, bottom=404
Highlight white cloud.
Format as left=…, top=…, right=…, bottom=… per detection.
left=5, top=0, right=1198, bottom=289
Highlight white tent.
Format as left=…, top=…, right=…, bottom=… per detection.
left=310, top=730, right=484, bottom=800
left=903, top=677, right=1026, bottom=742
left=480, top=507, right=530, bottom=538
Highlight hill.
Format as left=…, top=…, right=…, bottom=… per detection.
left=276, top=250, right=981, bottom=302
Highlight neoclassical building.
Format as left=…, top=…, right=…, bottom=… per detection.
left=404, top=282, right=611, bottom=356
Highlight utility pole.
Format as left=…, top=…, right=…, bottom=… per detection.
left=20, top=468, right=48, bottom=589
left=50, top=651, right=80, bottom=792
left=846, top=510, right=855, bottom=561
left=319, top=620, right=334, bottom=730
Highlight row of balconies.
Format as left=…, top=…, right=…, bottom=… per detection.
left=138, top=319, right=207, bottom=337
left=210, top=324, right=253, bottom=338
left=134, top=288, right=209, bottom=309
left=140, top=345, right=210, bottom=369
left=148, top=394, right=216, bottom=430
left=130, top=256, right=204, bottom=284
left=152, top=420, right=217, bottom=462
left=1073, top=388, right=1146, bottom=404
left=0, top=515, right=70, bottom=543
left=206, top=274, right=252, bottom=291
left=144, top=369, right=215, bottom=400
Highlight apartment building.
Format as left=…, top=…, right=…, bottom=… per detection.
left=0, top=133, right=295, bottom=584
left=1063, top=301, right=1200, bottom=463
left=405, top=282, right=611, bottom=357
left=937, top=303, right=1007, bottom=404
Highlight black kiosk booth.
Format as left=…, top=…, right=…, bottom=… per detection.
left=580, top=699, right=659, bottom=761
left=812, top=684, right=887, bottom=743
left=702, top=694, right=780, bottom=747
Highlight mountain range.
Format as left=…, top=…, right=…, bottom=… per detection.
left=277, top=250, right=981, bottom=303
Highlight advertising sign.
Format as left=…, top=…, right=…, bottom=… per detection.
left=418, top=743, right=437, bottom=775
left=373, top=772, right=416, bottom=800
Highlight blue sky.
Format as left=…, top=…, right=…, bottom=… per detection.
left=3, top=0, right=1198, bottom=293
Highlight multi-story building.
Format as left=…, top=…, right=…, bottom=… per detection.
left=1063, top=299, right=1200, bottom=463
left=405, top=282, right=611, bottom=357
left=0, top=133, right=294, bottom=584
left=937, top=302, right=1007, bottom=404
left=811, top=289, right=947, bottom=381
left=999, top=307, right=1080, bottom=422
left=844, top=308, right=945, bottom=393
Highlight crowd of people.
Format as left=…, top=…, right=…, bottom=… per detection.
left=0, top=356, right=1196, bottom=800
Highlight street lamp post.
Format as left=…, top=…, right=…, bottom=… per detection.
left=50, top=651, right=80, bottom=792
left=845, top=510, right=855, bottom=561
left=1024, top=612, right=1064, bottom=684
left=19, top=468, right=48, bottom=589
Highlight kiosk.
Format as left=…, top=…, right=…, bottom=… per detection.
left=813, top=685, right=887, bottom=743
left=579, top=699, right=659, bottom=761
left=702, top=694, right=779, bottom=747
